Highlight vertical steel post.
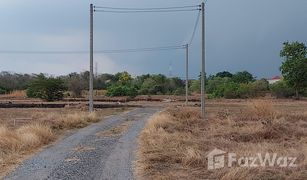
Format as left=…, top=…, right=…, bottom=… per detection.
left=201, top=2, right=205, bottom=118
left=185, top=44, right=189, bottom=106
left=89, top=4, right=94, bottom=112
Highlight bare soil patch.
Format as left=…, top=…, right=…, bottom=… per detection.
left=96, top=121, right=132, bottom=137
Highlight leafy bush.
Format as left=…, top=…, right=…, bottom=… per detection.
left=270, top=81, right=295, bottom=98
left=189, top=80, right=200, bottom=93
left=207, top=76, right=269, bottom=99
left=237, top=83, right=251, bottom=98
left=222, top=82, right=240, bottom=98
left=26, top=75, right=66, bottom=101
left=252, top=79, right=269, bottom=91
left=139, top=78, right=164, bottom=95
left=0, top=86, right=6, bottom=94
left=206, top=77, right=231, bottom=94
left=106, top=85, right=137, bottom=97
left=249, top=79, right=269, bottom=97
left=173, top=88, right=185, bottom=95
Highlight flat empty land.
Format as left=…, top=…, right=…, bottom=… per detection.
left=136, top=99, right=307, bottom=180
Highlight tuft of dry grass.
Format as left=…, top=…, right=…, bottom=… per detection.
left=51, top=112, right=99, bottom=129
left=135, top=108, right=208, bottom=179
left=136, top=100, right=307, bottom=180
left=17, top=124, right=55, bottom=146
left=0, top=123, right=55, bottom=175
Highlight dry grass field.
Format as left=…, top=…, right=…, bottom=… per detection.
left=0, top=90, right=27, bottom=99
left=136, top=99, right=307, bottom=180
left=0, top=107, right=128, bottom=178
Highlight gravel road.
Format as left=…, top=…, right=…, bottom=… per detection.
left=6, top=107, right=160, bottom=180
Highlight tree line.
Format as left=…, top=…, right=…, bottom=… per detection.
left=0, top=41, right=306, bottom=101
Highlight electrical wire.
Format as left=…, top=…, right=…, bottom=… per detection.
left=96, top=45, right=185, bottom=53
left=188, top=10, right=201, bottom=45
left=0, top=50, right=87, bottom=54
left=94, top=5, right=200, bottom=10
left=94, top=9, right=200, bottom=13
left=0, top=45, right=185, bottom=55
left=0, top=4, right=204, bottom=55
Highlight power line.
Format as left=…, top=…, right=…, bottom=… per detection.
left=96, top=45, right=185, bottom=53
left=0, top=45, right=185, bottom=55
left=0, top=50, right=87, bottom=54
left=188, top=10, right=201, bottom=45
left=94, top=9, right=200, bottom=13
left=94, top=5, right=200, bottom=10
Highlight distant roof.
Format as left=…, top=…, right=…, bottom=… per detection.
left=269, top=76, right=282, bottom=80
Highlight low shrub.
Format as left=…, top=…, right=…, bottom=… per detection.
left=270, top=80, right=295, bottom=98
left=173, top=88, right=185, bottom=95
left=0, top=87, right=6, bottom=94
left=106, top=85, right=137, bottom=97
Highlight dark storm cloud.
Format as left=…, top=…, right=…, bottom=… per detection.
left=0, top=0, right=306, bottom=78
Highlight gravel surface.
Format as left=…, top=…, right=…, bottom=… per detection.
left=5, top=107, right=160, bottom=180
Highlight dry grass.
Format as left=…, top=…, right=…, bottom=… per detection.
left=0, top=123, right=55, bottom=175
left=0, top=108, right=125, bottom=129
left=0, top=107, right=128, bottom=178
left=0, top=90, right=26, bottom=99
left=136, top=100, right=307, bottom=180
left=50, top=112, right=99, bottom=129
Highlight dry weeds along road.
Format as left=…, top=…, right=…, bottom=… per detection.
left=6, top=107, right=160, bottom=180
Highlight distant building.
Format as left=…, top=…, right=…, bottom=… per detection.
left=267, top=76, right=282, bottom=84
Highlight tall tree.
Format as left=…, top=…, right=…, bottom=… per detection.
left=232, top=71, right=254, bottom=84
left=26, top=74, right=66, bottom=101
left=280, top=41, right=307, bottom=99
left=215, top=71, right=233, bottom=78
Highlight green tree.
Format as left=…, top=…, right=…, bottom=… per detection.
left=139, top=74, right=167, bottom=95
left=132, top=74, right=150, bottom=89
left=114, top=71, right=133, bottom=85
left=232, top=71, right=255, bottom=84
left=213, top=81, right=240, bottom=98
left=94, top=73, right=116, bottom=89
left=206, top=77, right=231, bottom=94
left=215, top=71, right=233, bottom=78
left=26, top=74, right=66, bottom=101
left=139, top=78, right=163, bottom=95
left=106, top=85, right=137, bottom=97
left=189, top=80, right=200, bottom=93
left=166, top=77, right=184, bottom=94
left=280, top=41, right=307, bottom=99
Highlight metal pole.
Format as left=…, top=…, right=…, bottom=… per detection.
left=201, top=2, right=205, bottom=118
left=89, top=4, right=94, bottom=112
left=185, top=44, right=189, bottom=106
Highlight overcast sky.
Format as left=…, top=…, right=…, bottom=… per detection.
left=0, top=0, right=307, bottom=79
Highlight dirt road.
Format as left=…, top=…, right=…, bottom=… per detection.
left=6, top=107, right=160, bottom=180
